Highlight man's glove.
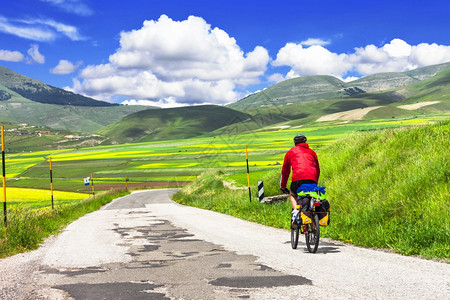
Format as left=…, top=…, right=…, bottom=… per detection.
left=281, top=188, right=290, bottom=194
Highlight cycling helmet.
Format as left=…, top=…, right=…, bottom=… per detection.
left=293, top=134, right=307, bottom=144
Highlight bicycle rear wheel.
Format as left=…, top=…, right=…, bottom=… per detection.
left=291, top=223, right=299, bottom=249
left=305, top=214, right=320, bottom=253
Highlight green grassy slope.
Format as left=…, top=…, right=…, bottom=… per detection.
left=99, top=105, right=251, bottom=143
left=229, top=75, right=347, bottom=109
left=0, top=65, right=112, bottom=106
left=348, top=62, right=450, bottom=93
left=0, top=95, right=150, bottom=132
left=173, top=121, right=450, bottom=260
left=0, top=65, right=153, bottom=132
left=317, top=121, right=449, bottom=259
left=224, top=67, right=450, bottom=132
left=347, top=72, right=419, bottom=93
left=402, top=68, right=450, bottom=102
left=363, top=68, right=450, bottom=119
left=229, top=62, right=450, bottom=110
left=405, top=61, right=450, bottom=80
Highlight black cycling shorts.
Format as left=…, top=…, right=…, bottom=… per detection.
left=290, top=180, right=316, bottom=195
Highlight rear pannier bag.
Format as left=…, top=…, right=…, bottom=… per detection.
left=318, top=200, right=330, bottom=226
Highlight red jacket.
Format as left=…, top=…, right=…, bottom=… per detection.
left=280, top=143, right=320, bottom=189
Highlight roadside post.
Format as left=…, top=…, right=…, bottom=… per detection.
left=90, top=173, right=95, bottom=198
left=125, top=174, right=128, bottom=190
left=245, top=145, right=251, bottom=202
left=49, top=157, right=54, bottom=209
left=258, top=181, right=264, bottom=202
left=84, top=176, right=90, bottom=196
left=1, top=125, right=6, bottom=226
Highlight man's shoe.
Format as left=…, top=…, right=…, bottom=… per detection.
left=291, top=209, right=299, bottom=222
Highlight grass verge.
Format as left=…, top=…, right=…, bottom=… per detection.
left=173, top=121, right=449, bottom=261
left=0, top=189, right=129, bottom=258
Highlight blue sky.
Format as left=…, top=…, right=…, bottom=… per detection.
left=1, top=0, right=449, bottom=107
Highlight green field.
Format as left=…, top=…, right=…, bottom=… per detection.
left=5, top=187, right=87, bottom=208
left=3, top=117, right=439, bottom=195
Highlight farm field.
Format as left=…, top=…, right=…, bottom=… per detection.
left=5, top=187, right=87, bottom=209
left=3, top=116, right=440, bottom=200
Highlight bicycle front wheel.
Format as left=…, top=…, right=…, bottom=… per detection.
left=305, top=214, right=320, bottom=253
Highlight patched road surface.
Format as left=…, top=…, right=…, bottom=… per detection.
left=1, top=189, right=449, bottom=299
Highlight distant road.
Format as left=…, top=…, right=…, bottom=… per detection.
left=0, top=189, right=448, bottom=299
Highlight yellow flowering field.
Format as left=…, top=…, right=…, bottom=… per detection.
left=5, top=187, right=87, bottom=208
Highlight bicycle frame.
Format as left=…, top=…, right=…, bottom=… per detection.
left=293, top=189, right=327, bottom=253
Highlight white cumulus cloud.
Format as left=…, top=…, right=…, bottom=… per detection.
left=273, top=38, right=450, bottom=81
left=268, top=73, right=285, bottom=83
left=409, top=42, right=450, bottom=67
left=27, top=44, right=45, bottom=64
left=300, top=38, right=330, bottom=46
left=0, top=49, right=24, bottom=62
left=121, top=98, right=188, bottom=108
left=51, top=59, right=82, bottom=74
left=273, top=43, right=351, bottom=77
left=73, top=15, right=270, bottom=105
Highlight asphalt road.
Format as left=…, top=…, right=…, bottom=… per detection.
left=0, top=189, right=449, bottom=299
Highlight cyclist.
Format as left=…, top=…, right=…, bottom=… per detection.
left=280, top=134, right=320, bottom=221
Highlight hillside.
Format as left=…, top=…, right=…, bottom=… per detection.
left=361, top=68, right=450, bottom=120
left=402, top=67, right=450, bottom=102
left=0, top=95, right=150, bottom=133
left=99, top=105, right=251, bottom=143
left=0, top=66, right=113, bottom=107
left=1, top=62, right=449, bottom=138
left=0, top=65, right=151, bottom=132
left=348, top=62, right=450, bottom=92
left=174, top=121, right=450, bottom=260
left=105, top=67, right=450, bottom=140
left=230, top=75, right=348, bottom=109
left=225, top=66, right=450, bottom=132
left=230, top=62, right=450, bottom=110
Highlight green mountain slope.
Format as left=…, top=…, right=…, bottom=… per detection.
left=99, top=105, right=250, bottom=143
left=2, top=62, right=448, bottom=136
left=229, top=75, right=349, bottom=109
left=230, top=62, right=450, bottom=110
left=405, top=62, right=450, bottom=80
left=221, top=67, right=450, bottom=133
left=0, top=65, right=153, bottom=132
left=363, top=68, right=450, bottom=120
left=0, top=66, right=112, bottom=106
left=347, top=72, right=418, bottom=93
left=347, top=62, right=450, bottom=93
left=0, top=94, right=151, bottom=133
left=403, top=67, right=450, bottom=101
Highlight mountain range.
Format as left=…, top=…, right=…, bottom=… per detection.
left=229, top=62, right=450, bottom=110
left=0, top=66, right=151, bottom=132
left=0, top=66, right=114, bottom=107
left=0, top=62, right=449, bottom=146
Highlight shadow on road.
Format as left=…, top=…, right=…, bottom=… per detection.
left=284, top=239, right=342, bottom=254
